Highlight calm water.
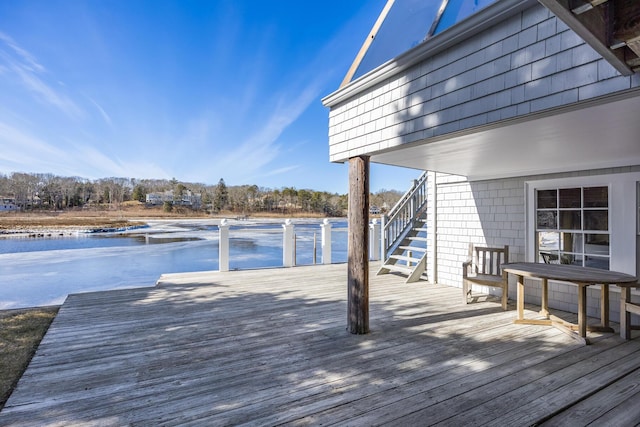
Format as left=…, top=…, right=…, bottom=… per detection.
left=0, top=219, right=348, bottom=309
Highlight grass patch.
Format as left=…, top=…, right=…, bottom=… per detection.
left=0, top=306, right=59, bottom=411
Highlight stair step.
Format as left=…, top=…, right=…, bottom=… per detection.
left=382, top=263, right=414, bottom=275
left=398, top=245, right=426, bottom=253
left=390, top=254, right=422, bottom=263
left=407, top=236, right=428, bottom=242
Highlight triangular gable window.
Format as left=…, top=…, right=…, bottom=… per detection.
left=344, top=0, right=497, bottom=86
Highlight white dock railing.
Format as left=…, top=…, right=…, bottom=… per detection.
left=217, top=218, right=381, bottom=271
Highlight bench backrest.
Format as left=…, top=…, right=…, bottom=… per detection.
left=541, top=252, right=572, bottom=264
left=470, top=244, right=509, bottom=276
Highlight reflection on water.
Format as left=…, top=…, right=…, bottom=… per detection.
left=0, top=220, right=348, bottom=309
left=0, top=234, right=204, bottom=254
left=0, top=234, right=142, bottom=254
left=230, top=238, right=259, bottom=250
left=130, top=236, right=202, bottom=245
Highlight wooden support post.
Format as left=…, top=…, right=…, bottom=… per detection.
left=348, top=156, right=370, bottom=334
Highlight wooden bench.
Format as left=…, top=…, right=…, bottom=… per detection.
left=462, top=244, right=509, bottom=310
left=620, top=283, right=640, bottom=340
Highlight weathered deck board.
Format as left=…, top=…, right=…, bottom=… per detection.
left=1, top=263, right=638, bottom=426
left=539, top=366, right=640, bottom=426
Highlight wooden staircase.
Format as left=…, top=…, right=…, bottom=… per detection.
left=377, top=214, right=428, bottom=282
left=377, top=171, right=428, bottom=283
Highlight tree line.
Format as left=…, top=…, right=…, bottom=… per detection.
left=0, top=172, right=403, bottom=216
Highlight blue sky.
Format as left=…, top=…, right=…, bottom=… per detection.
left=0, top=0, right=421, bottom=194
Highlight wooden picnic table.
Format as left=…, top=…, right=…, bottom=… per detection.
left=502, top=262, right=638, bottom=344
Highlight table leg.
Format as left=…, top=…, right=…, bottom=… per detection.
left=517, top=274, right=524, bottom=321
left=540, top=278, right=549, bottom=318
left=621, top=286, right=631, bottom=340
left=600, top=284, right=609, bottom=328
left=578, top=284, right=587, bottom=338
left=582, top=284, right=614, bottom=334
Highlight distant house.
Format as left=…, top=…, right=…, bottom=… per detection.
left=145, top=191, right=173, bottom=206
left=0, top=198, right=18, bottom=212
left=176, top=190, right=202, bottom=209
left=146, top=190, right=202, bottom=209
left=369, top=205, right=381, bottom=215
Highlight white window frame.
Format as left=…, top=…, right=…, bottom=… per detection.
left=525, top=172, right=640, bottom=276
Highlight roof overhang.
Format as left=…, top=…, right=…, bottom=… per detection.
left=368, top=89, right=640, bottom=181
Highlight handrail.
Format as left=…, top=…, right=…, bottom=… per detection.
left=381, top=171, right=428, bottom=259
left=385, top=171, right=428, bottom=219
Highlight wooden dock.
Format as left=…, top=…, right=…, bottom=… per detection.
left=1, top=263, right=639, bottom=426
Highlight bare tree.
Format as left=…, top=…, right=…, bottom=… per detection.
left=0, top=172, right=354, bottom=216
left=10, top=172, right=39, bottom=209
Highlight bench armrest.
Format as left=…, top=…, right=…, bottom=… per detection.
left=462, top=259, right=472, bottom=278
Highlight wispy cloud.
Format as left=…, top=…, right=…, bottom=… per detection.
left=72, top=145, right=129, bottom=176
left=13, top=66, right=84, bottom=119
left=0, top=32, right=44, bottom=73
left=0, top=122, right=70, bottom=171
left=86, top=96, right=112, bottom=127
left=260, top=165, right=300, bottom=177
left=0, top=32, right=84, bottom=119
left=0, top=3, right=373, bottom=192
left=73, top=144, right=169, bottom=179
left=211, top=79, right=322, bottom=181
left=179, top=113, right=220, bottom=149
left=0, top=120, right=167, bottom=180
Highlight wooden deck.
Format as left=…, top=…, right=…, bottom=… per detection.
left=1, top=263, right=639, bottom=426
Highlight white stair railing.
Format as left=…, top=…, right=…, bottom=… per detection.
left=381, top=171, right=428, bottom=260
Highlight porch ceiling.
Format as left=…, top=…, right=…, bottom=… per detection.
left=370, top=90, right=640, bottom=181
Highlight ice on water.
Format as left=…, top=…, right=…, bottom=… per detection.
left=0, top=219, right=347, bottom=309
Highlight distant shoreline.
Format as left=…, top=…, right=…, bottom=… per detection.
left=0, top=212, right=344, bottom=238
left=0, top=216, right=144, bottom=237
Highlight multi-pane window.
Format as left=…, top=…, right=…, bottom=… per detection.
left=536, top=186, right=609, bottom=270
